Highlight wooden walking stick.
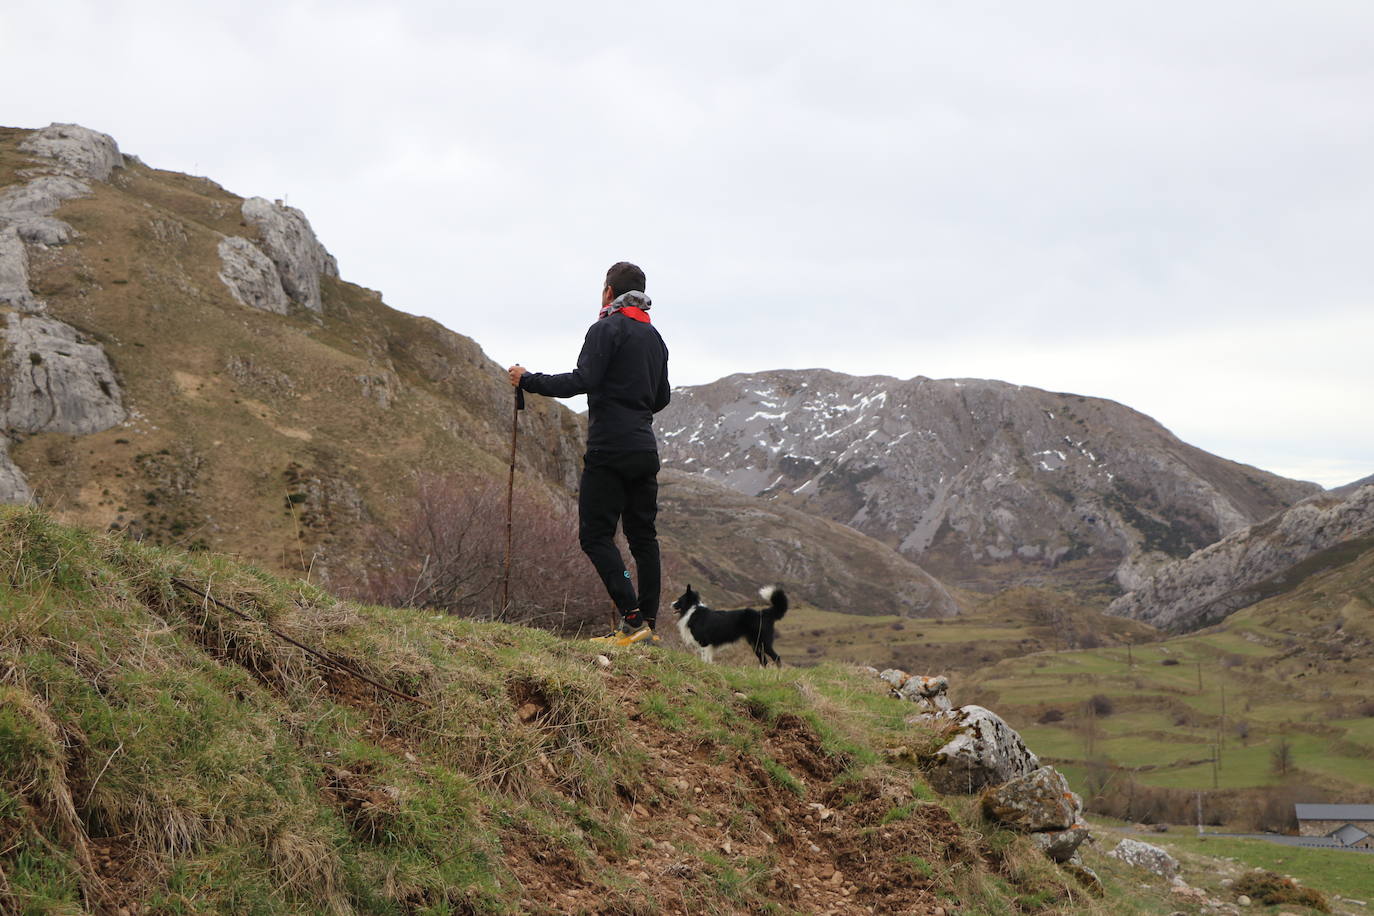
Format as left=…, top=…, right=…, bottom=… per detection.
left=500, top=382, right=524, bottom=615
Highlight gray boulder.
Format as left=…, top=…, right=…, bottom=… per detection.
left=981, top=765, right=1081, bottom=832
left=241, top=198, right=338, bottom=313
left=0, top=226, right=40, bottom=311
left=1107, top=837, right=1179, bottom=878
left=0, top=313, right=126, bottom=436
left=217, top=236, right=289, bottom=314
left=18, top=123, right=124, bottom=181
left=918, top=704, right=1041, bottom=794
left=0, top=175, right=92, bottom=245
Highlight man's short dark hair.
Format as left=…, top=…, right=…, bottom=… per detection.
left=605, top=262, right=646, bottom=297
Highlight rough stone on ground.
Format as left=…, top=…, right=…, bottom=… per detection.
left=878, top=668, right=906, bottom=689
left=18, top=123, right=124, bottom=181
left=876, top=669, right=953, bottom=712
left=0, top=175, right=92, bottom=245
left=1062, top=861, right=1104, bottom=896
left=241, top=197, right=338, bottom=313
left=1031, top=823, right=1091, bottom=863
left=897, top=674, right=952, bottom=710
left=217, top=236, right=289, bottom=314
left=1108, top=837, right=1180, bottom=878
left=981, top=765, right=1081, bottom=832
left=0, top=313, right=126, bottom=436
left=917, top=704, right=1040, bottom=794
left=0, top=226, right=40, bottom=310
left=0, top=448, right=32, bottom=505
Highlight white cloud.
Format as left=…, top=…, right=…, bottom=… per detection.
left=2, top=0, right=1370, bottom=487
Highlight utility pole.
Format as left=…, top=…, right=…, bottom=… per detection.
left=1218, top=683, right=1226, bottom=770
left=1196, top=661, right=1203, bottom=692
left=1196, top=792, right=1203, bottom=836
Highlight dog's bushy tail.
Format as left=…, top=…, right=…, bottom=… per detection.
left=758, top=585, right=788, bottom=620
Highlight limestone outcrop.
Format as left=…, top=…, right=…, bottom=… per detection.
left=1, top=313, right=126, bottom=436
left=241, top=197, right=338, bottom=313
left=0, top=450, right=32, bottom=504
left=217, top=236, right=290, bottom=315
left=0, top=226, right=40, bottom=310
left=0, top=124, right=132, bottom=504
left=1108, top=484, right=1374, bottom=630
left=17, top=123, right=124, bottom=181
left=0, top=175, right=91, bottom=246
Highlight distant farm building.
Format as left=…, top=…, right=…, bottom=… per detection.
left=1295, top=804, right=1374, bottom=849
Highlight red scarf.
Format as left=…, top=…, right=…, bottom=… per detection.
left=599, top=291, right=653, bottom=323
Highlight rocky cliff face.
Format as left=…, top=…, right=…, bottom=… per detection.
left=657, top=370, right=1318, bottom=594
left=0, top=123, right=130, bottom=502
left=1106, top=483, right=1374, bottom=631
left=238, top=197, right=338, bottom=313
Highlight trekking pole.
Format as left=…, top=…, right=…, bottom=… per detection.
left=499, top=382, right=524, bottom=616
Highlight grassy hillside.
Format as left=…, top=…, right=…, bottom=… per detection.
left=961, top=542, right=1374, bottom=811
left=0, top=506, right=1249, bottom=915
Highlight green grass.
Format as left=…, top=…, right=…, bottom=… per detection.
left=1150, top=832, right=1374, bottom=902
left=966, top=548, right=1374, bottom=802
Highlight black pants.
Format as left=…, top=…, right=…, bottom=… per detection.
left=579, top=450, right=661, bottom=625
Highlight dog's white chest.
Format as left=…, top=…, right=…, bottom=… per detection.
left=676, top=605, right=700, bottom=648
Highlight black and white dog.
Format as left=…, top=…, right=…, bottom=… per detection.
left=671, top=584, right=788, bottom=666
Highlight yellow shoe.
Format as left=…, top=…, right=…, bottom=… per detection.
left=614, top=624, right=655, bottom=647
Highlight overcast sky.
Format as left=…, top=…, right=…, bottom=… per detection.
left=6, top=0, right=1372, bottom=486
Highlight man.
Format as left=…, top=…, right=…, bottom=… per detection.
left=507, top=261, right=670, bottom=645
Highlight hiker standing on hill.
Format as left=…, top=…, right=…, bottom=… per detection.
left=507, top=262, right=670, bottom=645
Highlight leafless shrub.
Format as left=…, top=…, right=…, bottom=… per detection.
left=336, top=472, right=612, bottom=633
left=1037, top=708, right=1064, bottom=724
left=1086, top=694, right=1115, bottom=716
left=1270, top=737, right=1294, bottom=777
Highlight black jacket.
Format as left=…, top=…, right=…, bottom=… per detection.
left=519, top=312, right=670, bottom=452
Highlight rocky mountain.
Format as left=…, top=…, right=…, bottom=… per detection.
left=657, top=469, right=960, bottom=617
left=657, top=370, right=1319, bottom=596
left=1106, top=482, right=1374, bottom=631
left=1333, top=472, right=1374, bottom=497
left=0, top=122, right=960, bottom=620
